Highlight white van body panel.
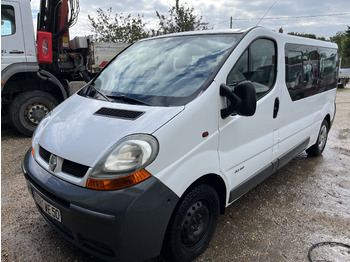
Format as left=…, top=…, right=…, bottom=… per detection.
left=147, top=81, right=227, bottom=198
left=278, top=88, right=336, bottom=158
left=35, top=95, right=184, bottom=167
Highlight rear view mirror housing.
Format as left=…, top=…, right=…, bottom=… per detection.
left=220, top=81, right=257, bottom=118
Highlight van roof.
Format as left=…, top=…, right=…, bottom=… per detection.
left=146, top=26, right=338, bottom=49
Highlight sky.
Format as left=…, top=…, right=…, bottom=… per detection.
left=30, top=0, right=350, bottom=40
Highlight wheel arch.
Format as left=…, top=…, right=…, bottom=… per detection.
left=160, top=173, right=227, bottom=260
left=181, top=174, right=227, bottom=215
left=324, top=114, right=331, bottom=131
left=165, top=173, right=227, bottom=230
left=2, top=71, right=67, bottom=109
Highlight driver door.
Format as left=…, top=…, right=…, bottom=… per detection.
left=218, top=38, right=280, bottom=202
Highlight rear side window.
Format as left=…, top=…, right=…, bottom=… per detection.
left=1, top=5, right=16, bottom=36
left=227, top=38, right=277, bottom=99
left=285, top=43, right=338, bottom=101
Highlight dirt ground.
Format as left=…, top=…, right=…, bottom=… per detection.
left=1, top=86, right=350, bottom=262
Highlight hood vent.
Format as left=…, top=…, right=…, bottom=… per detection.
left=94, top=107, right=145, bottom=120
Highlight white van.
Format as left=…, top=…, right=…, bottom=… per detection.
left=22, top=27, right=338, bottom=262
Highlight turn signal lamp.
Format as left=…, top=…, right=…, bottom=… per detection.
left=86, top=169, right=151, bottom=190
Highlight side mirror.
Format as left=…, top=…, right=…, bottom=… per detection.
left=220, top=81, right=257, bottom=119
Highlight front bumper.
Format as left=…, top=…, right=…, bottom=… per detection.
left=22, top=149, right=179, bottom=262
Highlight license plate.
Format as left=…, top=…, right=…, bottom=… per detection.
left=33, top=191, right=62, bottom=222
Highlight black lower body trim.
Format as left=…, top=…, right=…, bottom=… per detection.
left=229, top=137, right=310, bottom=203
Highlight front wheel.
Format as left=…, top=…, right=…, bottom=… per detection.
left=306, top=119, right=329, bottom=157
left=9, top=91, right=58, bottom=137
left=164, top=184, right=220, bottom=262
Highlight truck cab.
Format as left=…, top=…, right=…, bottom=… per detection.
left=1, top=0, right=67, bottom=137
left=1, top=0, right=37, bottom=72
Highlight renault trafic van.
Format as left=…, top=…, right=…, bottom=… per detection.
left=22, top=27, right=338, bottom=262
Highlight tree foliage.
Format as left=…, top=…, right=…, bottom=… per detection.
left=288, top=32, right=326, bottom=41
left=330, top=26, right=350, bottom=68
left=87, top=8, right=149, bottom=43
left=88, top=1, right=210, bottom=43
left=154, top=0, right=209, bottom=35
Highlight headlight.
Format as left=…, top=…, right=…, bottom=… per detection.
left=87, top=134, right=159, bottom=190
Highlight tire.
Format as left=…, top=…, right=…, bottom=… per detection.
left=9, top=91, right=58, bottom=137
left=306, top=119, right=329, bottom=157
left=164, top=184, right=220, bottom=262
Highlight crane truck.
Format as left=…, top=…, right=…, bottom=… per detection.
left=1, top=0, right=128, bottom=136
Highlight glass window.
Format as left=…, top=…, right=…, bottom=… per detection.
left=302, top=50, right=318, bottom=94
left=286, top=51, right=302, bottom=88
left=285, top=43, right=338, bottom=101
left=88, top=34, right=242, bottom=106
left=227, top=38, right=276, bottom=99
left=1, top=5, right=16, bottom=36
left=319, top=48, right=338, bottom=92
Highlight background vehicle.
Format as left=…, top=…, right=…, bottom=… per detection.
left=1, top=0, right=127, bottom=136
left=338, top=68, right=350, bottom=88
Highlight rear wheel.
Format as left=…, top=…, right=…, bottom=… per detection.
left=164, top=184, right=220, bottom=262
left=9, top=91, right=58, bottom=137
left=306, top=119, right=329, bottom=157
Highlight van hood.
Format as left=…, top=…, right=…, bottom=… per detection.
left=36, top=94, right=184, bottom=166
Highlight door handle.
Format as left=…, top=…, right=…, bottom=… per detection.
left=273, top=97, right=279, bottom=119
left=9, top=50, right=24, bottom=54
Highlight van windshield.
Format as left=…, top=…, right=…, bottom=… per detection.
left=88, top=34, right=241, bottom=106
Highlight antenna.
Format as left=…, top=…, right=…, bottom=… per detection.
left=256, top=0, right=277, bottom=26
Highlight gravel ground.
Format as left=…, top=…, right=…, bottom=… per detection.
left=2, top=86, right=350, bottom=261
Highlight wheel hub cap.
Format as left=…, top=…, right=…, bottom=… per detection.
left=318, top=125, right=327, bottom=150
left=26, top=103, right=49, bottom=125
left=181, top=201, right=209, bottom=247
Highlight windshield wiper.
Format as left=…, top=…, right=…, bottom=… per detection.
left=106, top=95, right=150, bottom=106
left=89, top=84, right=111, bottom=102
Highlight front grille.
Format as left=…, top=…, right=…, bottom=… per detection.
left=39, top=146, right=51, bottom=163
left=94, top=107, right=144, bottom=120
left=62, top=159, right=89, bottom=178
left=38, top=145, right=89, bottom=178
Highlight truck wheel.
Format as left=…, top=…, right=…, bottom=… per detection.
left=306, top=119, right=329, bottom=157
left=164, top=184, right=220, bottom=262
left=9, top=91, right=58, bottom=137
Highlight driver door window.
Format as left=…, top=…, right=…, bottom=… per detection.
left=227, top=38, right=277, bottom=99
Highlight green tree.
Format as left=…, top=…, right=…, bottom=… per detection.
left=330, top=26, right=350, bottom=68
left=154, top=0, right=210, bottom=35
left=88, top=8, right=150, bottom=43
left=288, top=32, right=326, bottom=41
left=342, top=26, right=350, bottom=61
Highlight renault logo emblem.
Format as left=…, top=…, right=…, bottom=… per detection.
left=49, top=154, right=57, bottom=172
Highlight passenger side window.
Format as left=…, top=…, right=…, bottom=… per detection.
left=285, top=44, right=338, bottom=101
left=227, top=38, right=277, bottom=99
left=319, top=48, right=338, bottom=91
left=286, top=51, right=302, bottom=88
left=1, top=5, right=16, bottom=36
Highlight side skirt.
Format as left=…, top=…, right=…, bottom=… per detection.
left=228, top=138, right=310, bottom=203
